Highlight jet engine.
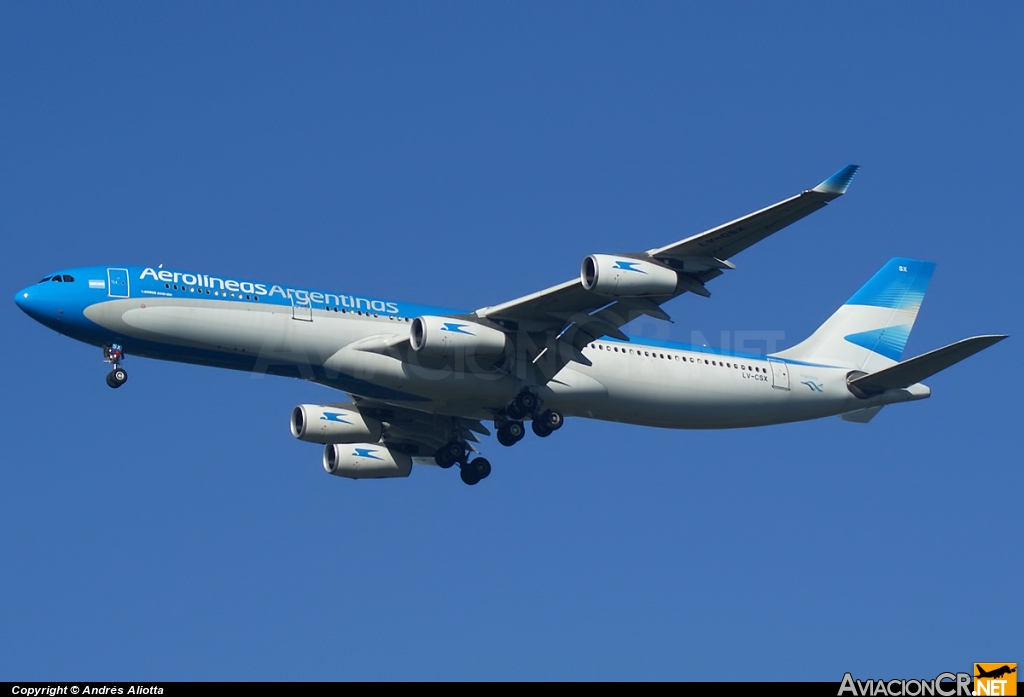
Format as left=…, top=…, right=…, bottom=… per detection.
left=323, top=443, right=413, bottom=479
left=290, top=404, right=383, bottom=444
left=409, top=315, right=507, bottom=359
left=581, top=254, right=679, bottom=297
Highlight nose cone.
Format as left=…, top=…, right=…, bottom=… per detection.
left=14, top=287, right=34, bottom=313
left=14, top=286, right=52, bottom=323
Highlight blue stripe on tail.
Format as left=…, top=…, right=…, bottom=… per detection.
left=843, top=324, right=912, bottom=362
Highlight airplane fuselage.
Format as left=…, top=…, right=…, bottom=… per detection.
left=15, top=264, right=923, bottom=430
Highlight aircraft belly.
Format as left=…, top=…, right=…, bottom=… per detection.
left=85, top=299, right=375, bottom=367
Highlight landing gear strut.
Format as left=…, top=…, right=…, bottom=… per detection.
left=103, top=344, right=128, bottom=389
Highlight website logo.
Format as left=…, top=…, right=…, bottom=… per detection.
left=975, top=664, right=1017, bottom=696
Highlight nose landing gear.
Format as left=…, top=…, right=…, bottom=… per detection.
left=103, top=344, right=128, bottom=389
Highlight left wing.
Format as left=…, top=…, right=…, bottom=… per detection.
left=474, top=165, right=859, bottom=380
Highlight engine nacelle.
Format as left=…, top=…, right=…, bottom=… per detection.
left=409, top=315, right=507, bottom=359
left=580, top=254, right=679, bottom=297
left=323, top=443, right=413, bottom=479
left=291, top=404, right=383, bottom=444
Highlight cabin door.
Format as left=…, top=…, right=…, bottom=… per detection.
left=768, top=359, right=790, bottom=390
left=107, top=268, right=130, bottom=298
left=291, top=295, right=313, bottom=322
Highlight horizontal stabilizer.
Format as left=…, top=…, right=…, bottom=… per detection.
left=849, top=335, right=1007, bottom=394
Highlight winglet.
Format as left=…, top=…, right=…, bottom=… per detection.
left=812, top=164, right=860, bottom=195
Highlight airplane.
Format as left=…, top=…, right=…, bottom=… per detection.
left=13, top=165, right=1007, bottom=486
left=976, top=665, right=1016, bottom=680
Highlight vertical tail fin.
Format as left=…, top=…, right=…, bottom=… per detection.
left=772, top=258, right=936, bottom=371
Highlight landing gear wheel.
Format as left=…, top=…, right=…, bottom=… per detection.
left=466, top=457, right=491, bottom=480
left=435, top=441, right=466, bottom=469
left=497, top=428, right=517, bottom=447
left=460, top=467, right=480, bottom=486
left=106, top=368, right=128, bottom=389
left=540, top=409, right=563, bottom=431
left=505, top=403, right=526, bottom=421
left=497, top=420, right=526, bottom=446
left=446, top=440, right=467, bottom=462
left=532, top=419, right=552, bottom=438
left=514, top=391, right=538, bottom=416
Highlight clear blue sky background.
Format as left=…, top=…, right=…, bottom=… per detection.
left=2, top=3, right=1020, bottom=681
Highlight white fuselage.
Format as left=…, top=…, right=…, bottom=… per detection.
left=75, top=293, right=922, bottom=429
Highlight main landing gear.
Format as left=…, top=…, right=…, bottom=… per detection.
left=430, top=390, right=567, bottom=486
left=434, top=440, right=492, bottom=486
left=496, top=391, right=564, bottom=446
left=103, top=344, right=128, bottom=389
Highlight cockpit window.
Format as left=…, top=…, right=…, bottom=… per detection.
left=51, top=276, right=63, bottom=282
left=62, top=275, right=74, bottom=282
left=39, top=276, right=52, bottom=283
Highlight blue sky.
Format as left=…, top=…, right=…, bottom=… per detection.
left=2, top=3, right=1020, bottom=680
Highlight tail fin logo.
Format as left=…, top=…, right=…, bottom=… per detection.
left=975, top=663, right=1017, bottom=696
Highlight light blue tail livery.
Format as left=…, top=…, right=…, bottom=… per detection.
left=845, top=258, right=935, bottom=313
left=773, top=258, right=936, bottom=371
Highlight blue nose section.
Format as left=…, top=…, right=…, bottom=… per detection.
left=14, top=287, right=34, bottom=314
left=14, top=285, right=57, bottom=324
